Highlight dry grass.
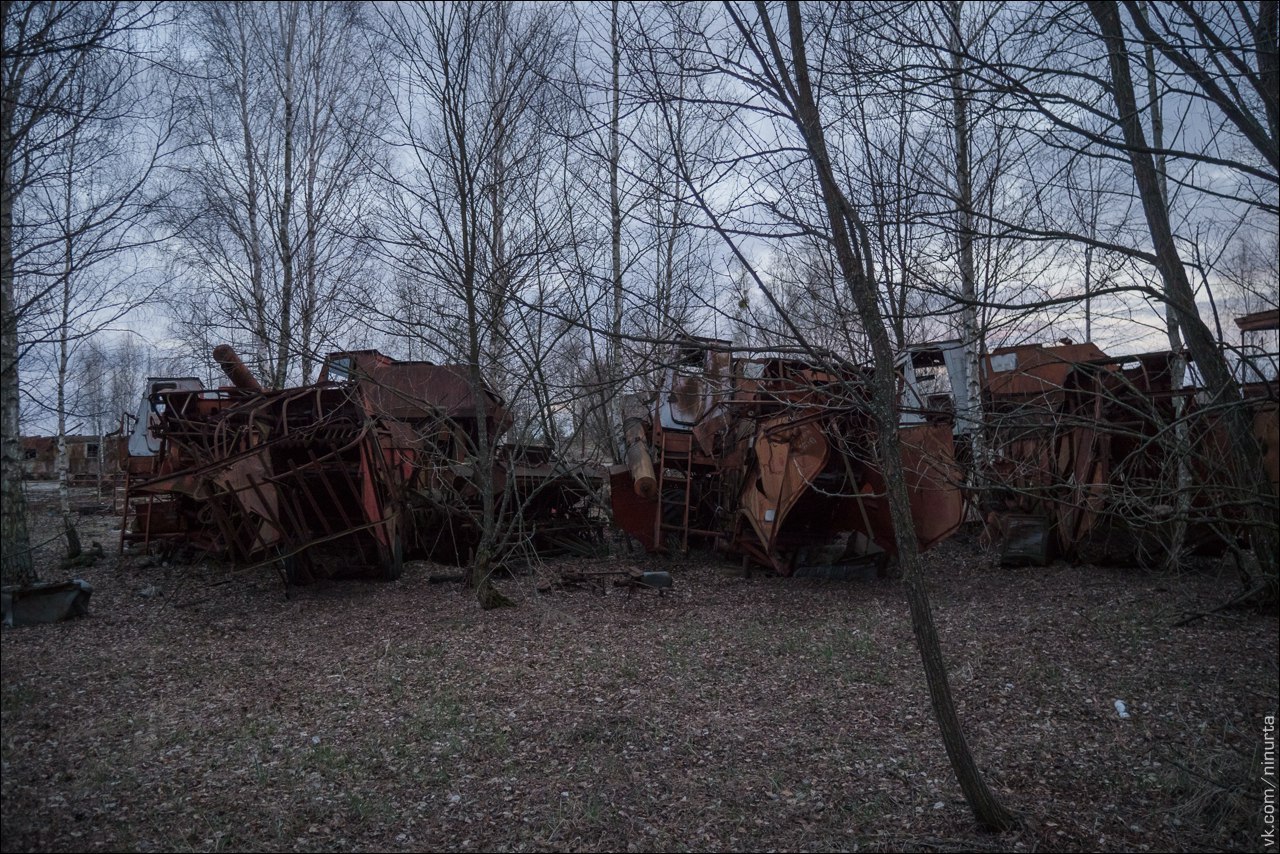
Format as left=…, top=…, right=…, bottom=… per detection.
left=2, top=486, right=1276, bottom=852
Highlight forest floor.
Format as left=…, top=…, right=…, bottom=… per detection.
left=2, top=484, right=1276, bottom=853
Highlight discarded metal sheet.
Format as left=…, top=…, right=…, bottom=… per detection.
left=2, top=580, right=93, bottom=627
left=983, top=342, right=1110, bottom=403
left=999, top=514, right=1052, bottom=566
left=538, top=567, right=673, bottom=595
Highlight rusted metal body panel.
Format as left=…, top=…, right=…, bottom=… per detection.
left=1254, top=402, right=1280, bottom=486
left=322, top=351, right=509, bottom=427
left=122, top=381, right=405, bottom=580
left=121, top=347, right=599, bottom=582
left=212, top=344, right=264, bottom=392
left=610, top=464, right=659, bottom=552
left=983, top=342, right=1110, bottom=403
left=982, top=336, right=1279, bottom=563
left=609, top=341, right=965, bottom=574
left=1236, top=309, right=1280, bottom=333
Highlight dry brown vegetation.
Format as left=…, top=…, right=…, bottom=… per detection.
left=2, top=487, right=1276, bottom=852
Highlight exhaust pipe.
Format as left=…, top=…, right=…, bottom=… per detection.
left=212, top=344, right=265, bottom=392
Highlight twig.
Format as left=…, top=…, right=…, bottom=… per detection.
left=1172, top=583, right=1269, bottom=627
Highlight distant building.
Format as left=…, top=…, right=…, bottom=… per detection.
left=20, top=435, right=120, bottom=482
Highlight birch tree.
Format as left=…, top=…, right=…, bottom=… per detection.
left=168, top=0, right=383, bottom=387
left=2, top=0, right=165, bottom=583
left=378, top=0, right=567, bottom=608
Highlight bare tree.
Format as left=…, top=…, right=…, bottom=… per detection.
left=554, top=2, right=646, bottom=463
left=634, top=1, right=1017, bottom=830
left=630, top=3, right=717, bottom=359
left=21, top=38, right=171, bottom=560
left=607, top=0, right=625, bottom=460
left=547, top=2, right=724, bottom=463
left=769, top=1, right=1015, bottom=829
left=944, top=1, right=985, bottom=462
left=1086, top=0, right=1277, bottom=590
left=2, top=0, right=164, bottom=584
left=167, top=0, right=383, bottom=387
left=377, top=0, right=567, bottom=608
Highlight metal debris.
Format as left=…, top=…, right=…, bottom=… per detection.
left=120, top=346, right=600, bottom=584
left=2, top=580, right=93, bottom=627
left=980, top=321, right=1279, bottom=564
left=610, top=339, right=965, bottom=575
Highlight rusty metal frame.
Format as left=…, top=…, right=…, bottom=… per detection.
left=610, top=342, right=965, bottom=575
left=981, top=338, right=1279, bottom=564
left=120, top=346, right=603, bottom=584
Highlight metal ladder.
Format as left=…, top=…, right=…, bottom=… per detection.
left=654, top=431, right=694, bottom=553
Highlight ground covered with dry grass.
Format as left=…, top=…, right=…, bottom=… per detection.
left=2, top=487, right=1276, bottom=852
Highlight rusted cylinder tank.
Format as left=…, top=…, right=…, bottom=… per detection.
left=623, top=416, right=656, bottom=499
left=212, top=344, right=265, bottom=392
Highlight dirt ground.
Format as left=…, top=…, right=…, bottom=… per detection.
left=2, top=485, right=1276, bottom=852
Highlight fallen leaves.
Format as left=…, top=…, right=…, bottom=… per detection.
left=1, top=492, right=1275, bottom=852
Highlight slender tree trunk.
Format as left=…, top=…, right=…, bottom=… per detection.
left=778, top=0, right=1017, bottom=830
left=301, top=80, right=321, bottom=385
left=0, top=293, right=30, bottom=584
left=609, top=0, right=625, bottom=464
left=274, top=4, right=298, bottom=389
left=235, top=21, right=270, bottom=376
left=458, top=82, right=511, bottom=611
left=1083, top=245, right=1093, bottom=341
left=463, top=204, right=501, bottom=607
left=466, top=283, right=513, bottom=610
left=1138, top=2, right=1191, bottom=569
left=57, top=164, right=80, bottom=561
left=1258, top=1, right=1279, bottom=149
left=948, top=1, right=987, bottom=489
left=1089, top=0, right=1278, bottom=589
left=1, top=49, right=34, bottom=585
left=95, top=420, right=105, bottom=502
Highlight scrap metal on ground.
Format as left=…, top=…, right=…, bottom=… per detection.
left=116, top=317, right=1277, bottom=585
left=1, top=580, right=93, bottom=627
left=119, top=347, right=600, bottom=583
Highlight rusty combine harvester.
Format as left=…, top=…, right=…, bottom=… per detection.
left=981, top=313, right=1279, bottom=564
left=610, top=319, right=1278, bottom=574
left=119, top=346, right=599, bottom=582
left=609, top=339, right=966, bottom=576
